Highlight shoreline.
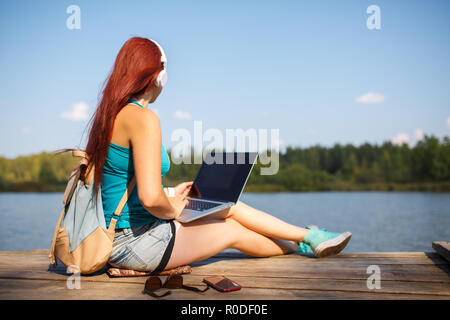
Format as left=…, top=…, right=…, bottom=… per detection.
left=1, top=181, right=450, bottom=193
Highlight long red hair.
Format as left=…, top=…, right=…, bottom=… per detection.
left=84, top=37, right=164, bottom=196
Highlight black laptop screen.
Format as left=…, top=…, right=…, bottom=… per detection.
left=188, top=152, right=258, bottom=203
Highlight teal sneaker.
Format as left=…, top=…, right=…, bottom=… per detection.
left=297, top=225, right=327, bottom=254
left=297, top=241, right=314, bottom=253
left=303, top=228, right=352, bottom=258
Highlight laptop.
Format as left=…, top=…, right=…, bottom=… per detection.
left=176, top=152, right=258, bottom=223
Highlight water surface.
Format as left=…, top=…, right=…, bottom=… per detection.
left=0, top=192, right=448, bottom=252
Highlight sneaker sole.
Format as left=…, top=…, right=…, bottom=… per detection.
left=313, top=232, right=352, bottom=258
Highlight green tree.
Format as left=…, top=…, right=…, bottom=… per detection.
left=38, top=158, right=58, bottom=184
left=340, top=153, right=358, bottom=180
left=431, top=137, right=450, bottom=180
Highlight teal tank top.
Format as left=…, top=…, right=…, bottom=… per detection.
left=102, top=100, right=170, bottom=229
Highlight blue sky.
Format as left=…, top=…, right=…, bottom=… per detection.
left=1, top=0, right=449, bottom=158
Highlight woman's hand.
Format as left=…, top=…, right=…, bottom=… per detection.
left=173, top=181, right=193, bottom=198
left=168, top=194, right=189, bottom=220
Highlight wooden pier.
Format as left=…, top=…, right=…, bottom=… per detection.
left=0, top=247, right=449, bottom=300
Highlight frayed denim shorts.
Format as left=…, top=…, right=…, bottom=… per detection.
left=108, top=219, right=176, bottom=273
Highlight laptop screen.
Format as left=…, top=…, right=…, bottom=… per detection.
left=188, top=152, right=258, bottom=203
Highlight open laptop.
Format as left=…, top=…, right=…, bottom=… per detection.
left=176, top=152, right=258, bottom=223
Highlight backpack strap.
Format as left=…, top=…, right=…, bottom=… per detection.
left=62, top=150, right=90, bottom=205
left=48, top=206, right=66, bottom=265
left=108, top=175, right=137, bottom=231
left=49, top=149, right=86, bottom=265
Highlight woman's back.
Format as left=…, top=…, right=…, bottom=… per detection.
left=102, top=103, right=170, bottom=229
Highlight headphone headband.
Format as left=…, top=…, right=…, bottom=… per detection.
left=149, top=39, right=167, bottom=68
left=148, top=39, right=167, bottom=88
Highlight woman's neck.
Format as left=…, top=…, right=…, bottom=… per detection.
left=130, top=98, right=148, bottom=108
left=130, top=97, right=149, bottom=108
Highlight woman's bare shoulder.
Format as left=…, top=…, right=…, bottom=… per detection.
left=112, top=104, right=161, bottom=147
left=120, top=104, right=161, bottom=135
left=118, top=104, right=160, bottom=126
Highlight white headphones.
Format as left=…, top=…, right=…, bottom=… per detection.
left=149, top=39, right=167, bottom=88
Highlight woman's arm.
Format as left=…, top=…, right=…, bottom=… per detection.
left=127, top=108, right=187, bottom=220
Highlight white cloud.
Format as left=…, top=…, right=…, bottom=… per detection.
left=21, top=127, right=30, bottom=135
left=414, top=128, right=424, bottom=142
left=355, top=92, right=385, bottom=104
left=60, top=102, right=89, bottom=121
left=447, top=117, right=450, bottom=129
left=172, top=110, right=191, bottom=120
left=391, top=133, right=410, bottom=146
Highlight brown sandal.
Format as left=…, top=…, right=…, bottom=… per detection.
left=106, top=265, right=192, bottom=277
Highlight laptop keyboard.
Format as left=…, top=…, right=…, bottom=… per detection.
left=186, top=199, right=222, bottom=211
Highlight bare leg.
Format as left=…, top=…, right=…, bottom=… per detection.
left=165, top=218, right=298, bottom=270
left=211, top=201, right=309, bottom=243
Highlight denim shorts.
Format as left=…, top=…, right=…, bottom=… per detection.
left=108, top=219, right=176, bottom=273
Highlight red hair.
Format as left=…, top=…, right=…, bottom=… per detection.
left=84, top=37, right=164, bottom=196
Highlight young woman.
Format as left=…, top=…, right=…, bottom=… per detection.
left=84, top=37, right=352, bottom=273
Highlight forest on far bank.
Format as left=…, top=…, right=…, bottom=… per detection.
left=1, top=135, right=449, bottom=192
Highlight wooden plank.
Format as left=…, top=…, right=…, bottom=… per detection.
left=0, top=250, right=448, bottom=300
left=0, top=252, right=449, bottom=283
left=0, top=279, right=448, bottom=300
left=1, top=260, right=449, bottom=283
left=195, top=254, right=449, bottom=266
left=189, top=275, right=450, bottom=296
left=0, top=249, right=443, bottom=258
left=189, top=264, right=450, bottom=283
left=1, top=269, right=448, bottom=296
left=433, top=242, right=450, bottom=262
left=217, top=251, right=445, bottom=259
left=1, top=253, right=447, bottom=277
left=1, top=251, right=446, bottom=269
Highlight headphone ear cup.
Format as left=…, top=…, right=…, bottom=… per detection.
left=156, top=70, right=167, bottom=88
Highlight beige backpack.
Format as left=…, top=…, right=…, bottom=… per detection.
left=48, top=149, right=136, bottom=274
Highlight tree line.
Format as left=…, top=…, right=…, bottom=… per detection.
left=1, top=135, right=449, bottom=192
